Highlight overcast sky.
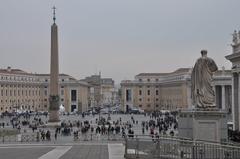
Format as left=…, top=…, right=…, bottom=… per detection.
left=0, top=0, right=239, bottom=83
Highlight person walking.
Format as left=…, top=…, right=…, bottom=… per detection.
left=55, top=132, right=57, bottom=140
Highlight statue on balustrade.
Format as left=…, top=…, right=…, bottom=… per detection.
left=232, top=30, right=238, bottom=45
left=191, top=50, right=218, bottom=109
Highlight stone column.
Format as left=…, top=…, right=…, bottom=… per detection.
left=213, top=85, right=219, bottom=107
left=232, top=73, right=239, bottom=130
left=225, top=85, right=230, bottom=112
left=238, top=73, right=240, bottom=130
left=186, top=83, right=192, bottom=109
left=232, top=74, right=235, bottom=130
left=213, top=85, right=216, bottom=102
left=221, top=85, right=226, bottom=110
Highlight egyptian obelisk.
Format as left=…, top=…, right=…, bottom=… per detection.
left=49, top=6, right=60, bottom=122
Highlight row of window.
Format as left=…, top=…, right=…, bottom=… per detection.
left=44, top=98, right=65, bottom=102
left=139, top=90, right=159, bottom=96
left=138, top=86, right=159, bottom=88
left=0, top=84, right=41, bottom=89
left=0, top=89, right=41, bottom=97
left=0, top=75, right=38, bottom=82
left=44, top=86, right=64, bottom=88
left=139, top=98, right=159, bottom=102
left=138, top=76, right=185, bottom=82
left=0, top=105, right=46, bottom=111
left=1, top=99, right=41, bottom=103
left=138, top=79, right=159, bottom=82
left=0, top=75, right=69, bottom=83
left=44, top=79, right=66, bottom=82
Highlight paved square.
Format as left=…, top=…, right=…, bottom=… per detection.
left=0, top=143, right=124, bottom=159
left=0, top=146, right=54, bottom=159
left=60, top=145, right=108, bottom=159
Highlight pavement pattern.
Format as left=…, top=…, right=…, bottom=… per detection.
left=0, top=143, right=124, bottom=159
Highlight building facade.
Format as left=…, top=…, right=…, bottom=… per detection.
left=121, top=68, right=232, bottom=112
left=121, top=68, right=192, bottom=112
left=0, top=67, right=43, bottom=112
left=37, top=74, right=90, bottom=113
left=81, top=75, right=101, bottom=108
left=101, top=78, right=115, bottom=106
left=212, top=69, right=232, bottom=113
left=226, top=30, right=240, bottom=130
left=0, top=67, right=90, bottom=113
left=82, top=75, right=117, bottom=108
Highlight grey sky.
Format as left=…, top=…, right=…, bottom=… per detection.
left=0, top=0, right=239, bottom=83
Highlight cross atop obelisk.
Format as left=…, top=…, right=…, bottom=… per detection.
left=52, top=6, right=56, bottom=23
left=49, top=6, right=60, bottom=122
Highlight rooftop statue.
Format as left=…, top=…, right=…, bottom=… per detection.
left=191, top=50, right=218, bottom=109
left=233, top=30, right=238, bottom=45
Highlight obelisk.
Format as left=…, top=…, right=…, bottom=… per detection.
left=49, top=6, right=60, bottom=122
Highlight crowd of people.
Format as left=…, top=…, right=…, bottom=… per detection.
left=0, top=110, right=179, bottom=142
left=143, top=111, right=178, bottom=136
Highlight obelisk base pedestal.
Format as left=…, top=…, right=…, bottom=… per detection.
left=178, top=110, right=228, bottom=142
left=43, top=110, right=61, bottom=128
left=48, top=95, right=60, bottom=123
left=48, top=110, right=60, bottom=123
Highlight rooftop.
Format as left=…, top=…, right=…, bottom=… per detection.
left=136, top=68, right=191, bottom=77
left=0, top=67, right=77, bottom=80
left=0, top=67, right=32, bottom=75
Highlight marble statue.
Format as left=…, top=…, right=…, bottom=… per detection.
left=191, top=50, right=218, bottom=109
left=233, top=30, right=238, bottom=45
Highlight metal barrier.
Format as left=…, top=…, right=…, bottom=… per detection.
left=0, top=132, right=124, bottom=143
left=124, top=135, right=240, bottom=159
left=21, top=134, right=37, bottom=142
left=1, top=135, right=17, bottom=143
left=0, top=133, right=38, bottom=143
